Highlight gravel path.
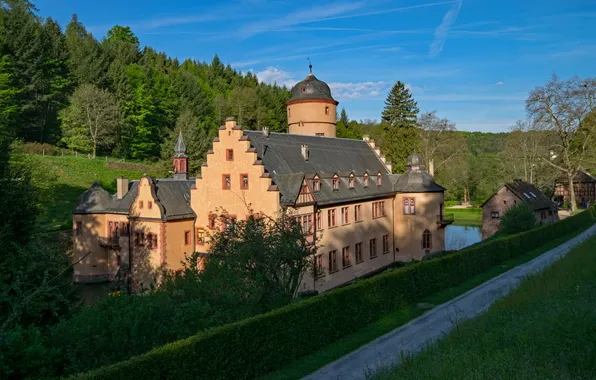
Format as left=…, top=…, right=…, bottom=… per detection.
left=304, top=224, right=596, bottom=380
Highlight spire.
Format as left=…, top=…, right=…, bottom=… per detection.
left=307, top=57, right=312, bottom=74
left=174, top=129, right=187, bottom=158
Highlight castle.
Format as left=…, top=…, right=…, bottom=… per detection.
left=72, top=69, right=451, bottom=293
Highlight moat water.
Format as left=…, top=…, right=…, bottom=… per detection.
left=445, top=223, right=483, bottom=251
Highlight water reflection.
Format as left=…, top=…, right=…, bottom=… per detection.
left=445, top=224, right=482, bottom=251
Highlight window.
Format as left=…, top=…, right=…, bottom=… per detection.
left=383, top=234, right=389, bottom=254
left=523, top=192, right=531, bottom=199
left=153, top=234, right=158, bottom=249
left=75, top=222, right=82, bottom=236
left=148, top=201, right=153, bottom=209
left=349, top=174, right=355, bottom=189
left=316, top=211, right=322, bottom=230
left=222, top=174, right=231, bottom=190
left=288, top=107, right=291, bottom=117
left=491, top=211, right=499, bottom=219
left=313, top=176, right=320, bottom=192
left=530, top=191, right=537, bottom=198
left=342, top=246, right=351, bottom=268
left=369, top=238, right=377, bottom=258
left=341, top=207, right=350, bottom=225
left=224, top=216, right=237, bottom=233
left=226, top=149, right=234, bottom=161
left=403, top=198, right=415, bottom=215
left=355, top=242, right=363, bottom=263
left=373, top=201, right=386, bottom=218
left=328, top=209, right=337, bottom=227
left=354, top=205, right=362, bottom=222
left=328, top=250, right=338, bottom=272
left=541, top=211, right=546, bottom=220
left=135, top=232, right=145, bottom=247
left=377, top=173, right=382, bottom=186
left=325, top=106, right=329, bottom=115
left=196, top=228, right=205, bottom=244
left=298, top=214, right=313, bottom=234
left=147, top=233, right=153, bottom=248
left=315, top=254, right=324, bottom=277
left=363, top=173, right=369, bottom=187
left=332, top=175, right=339, bottom=190
left=139, top=201, right=144, bottom=209
left=184, top=231, right=191, bottom=245
left=503, top=200, right=507, bottom=205
left=209, top=214, right=216, bottom=229
left=422, top=230, right=432, bottom=250
left=240, top=174, right=249, bottom=189
left=315, top=133, right=325, bottom=136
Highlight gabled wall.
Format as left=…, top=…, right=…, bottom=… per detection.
left=191, top=118, right=281, bottom=254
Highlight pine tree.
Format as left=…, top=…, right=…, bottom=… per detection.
left=65, top=14, right=107, bottom=87
left=381, top=81, right=420, bottom=172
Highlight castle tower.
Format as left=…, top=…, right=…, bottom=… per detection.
left=287, top=64, right=338, bottom=137
left=173, top=129, right=189, bottom=180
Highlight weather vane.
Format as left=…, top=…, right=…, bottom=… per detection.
left=307, top=57, right=312, bottom=74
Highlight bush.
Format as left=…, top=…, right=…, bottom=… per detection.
left=499, top=203, right=537, bottom=235
left=72, top=205, right=596, bottom=380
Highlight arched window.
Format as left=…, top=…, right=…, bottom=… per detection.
left=312, top=175, right=320, bottom=192
left=422, top=229, right=432, bottom=250
left=363, top=173, right=369, bottom=187
left=332, top=174, right=340, bottom=190
left=349, top=173, right=355, bottom=188
left=325, top=106, right=329, bottom=115
left=377, top=172, right=382, bottom=186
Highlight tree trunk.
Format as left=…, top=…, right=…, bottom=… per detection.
left=93, top=141, right=97, bottom=159
left=568, top=172, right=577, bottom=212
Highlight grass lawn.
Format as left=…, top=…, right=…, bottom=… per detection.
left=374, top=234, right=596, bottom=380
left=445, top=207, right=482, bottom=223
left=33, top=155, right=161, bottom=231
left=259, top=228, right=591, bottom=380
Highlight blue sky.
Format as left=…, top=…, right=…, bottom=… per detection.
left=36, top=0, right=596, bottom=132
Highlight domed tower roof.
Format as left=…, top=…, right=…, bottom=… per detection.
left=407, top=152, right=426, bottom=172
left=288, top=68, right=338, bottom=105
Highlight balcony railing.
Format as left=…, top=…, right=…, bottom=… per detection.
left=98, top=236, right=120, bottom=248
left=437, top=213, right=455, bottom=225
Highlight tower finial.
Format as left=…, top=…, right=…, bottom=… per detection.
left=307, top=57, right=312, bottom=74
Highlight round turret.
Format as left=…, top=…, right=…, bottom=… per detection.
left=286, top=68, right=338, bottom=137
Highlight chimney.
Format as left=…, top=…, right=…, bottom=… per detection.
left=428, top=159, right=434, bottom=177
left=225, top=116, right=236, bottom=129
left=117, top=177, right=129, bottom=199
left=262, top=126, right=269, bottom=137
left=301, top=144, right=309, bottom=161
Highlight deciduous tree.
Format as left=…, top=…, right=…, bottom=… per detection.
left=59, top=83, right=118, bottom=158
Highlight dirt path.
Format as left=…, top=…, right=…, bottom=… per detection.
left=303, top=224, right=596, bottom=380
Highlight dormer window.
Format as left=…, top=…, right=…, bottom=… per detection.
left=332, top=175, right=340, bottom=190
left=363, top=173, right=369, bottom=187
left=312, top=176, right=320, bottom=192
left=349, top=174, right=355, bottom=189
left=377, top=173, right=382, bottom=186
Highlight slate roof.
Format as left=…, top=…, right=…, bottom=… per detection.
left=555, top=170, right=596, bottom=184
left=482, top=180, right=555, bottom=211
left=245, top=131, right=443, bottom=206
left=72, top=182, right=112, bottom=214
left=288, top=73, right=337, bottom=104
left=173, top=129, right=187, bottom=158
left=73, top=179, right=195, bottom=220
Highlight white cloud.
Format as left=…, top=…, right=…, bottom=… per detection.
left=417, top=93, right=526, bottom=101
left=496, top=81, right=504, bottom=85
left=429, top=0, right=462, bottom=57
left=329, top=81, right=389, bottom=100
left=255, top=66, right=298, bottom=88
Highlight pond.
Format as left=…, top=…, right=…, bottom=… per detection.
left=445, top=223, right=482, bottom=251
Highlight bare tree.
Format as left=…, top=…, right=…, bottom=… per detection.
left=418, top=111, right=467, bottom=172
left=60, top=84, right=119, bottom=158
left=527, top=74, right=596, bottom=211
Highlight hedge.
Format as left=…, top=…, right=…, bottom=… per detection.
left=72, top=206, right=596, bottom=380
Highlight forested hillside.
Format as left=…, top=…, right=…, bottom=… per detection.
left=1, top=0, right=290, bottom=163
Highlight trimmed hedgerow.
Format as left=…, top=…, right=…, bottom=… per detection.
left=72, top=206, right=596, bottom=380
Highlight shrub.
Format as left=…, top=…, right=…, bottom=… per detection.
left=72, top=205, right=596, bottom=380
left=499, top=203, right=537, bottom=235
